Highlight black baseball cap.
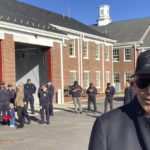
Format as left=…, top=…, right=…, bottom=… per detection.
left=40, top=82, right=46, bottom=87
left=47, top=80, right=51, bottom=83
left=0, top=81, right=5, bottom=85
left=27, top=79, right=31, bottom=82
left=131, top=50, right=150, bottom=77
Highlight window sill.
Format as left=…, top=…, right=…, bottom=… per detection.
left=124, top=60, right=132, bottom=62
left=69, top=56, right=76, bottom=58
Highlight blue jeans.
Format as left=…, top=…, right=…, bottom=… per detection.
left=10, top=118, right=15, bottom=126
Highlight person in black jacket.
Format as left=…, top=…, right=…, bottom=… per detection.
left=70, top=81, right=82, bottom=114
left=24, top=79, right=36, bottom=114
left=104, top=83, right=115, bottom=113
left=38, top=83, right=50, bottom=124
left=89, top=50, right=150, bottom=150
left=47, top=80, right=54, bottom=116
left=7, top=84, right=16, bottom=104
left=124, top=81, right=135, bottom=105
left=86, top=83, right=97, bottom=113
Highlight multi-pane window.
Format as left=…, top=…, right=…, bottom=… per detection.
left=124, top=48, right=131, bottom=61
left=96, top=44, right=100, bottom=60
left=113, top=49, right=119, bottom=62
left=96, top=71, right=100, bottom=88
left=84, top=71, right=89, bottom=88
left=124, top=72, right=132, bottom=83
left=83, top=42, right=88, bottom=58
left=70, top=71, right=76, bottom=85
left=105, top=46, right=109, bottom=61
left=114, top=73, right=120, bottom=83
left=70, top=40, right=75, bottom=57
left=105, top=72, right=110, bottom=85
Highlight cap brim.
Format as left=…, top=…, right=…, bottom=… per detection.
left=131, top=69, right=150, bottom=78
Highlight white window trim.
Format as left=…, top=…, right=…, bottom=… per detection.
left=83, top=41, right=89, bottom=59
left=84, top=71, right=89, bottom=88
left=105, top=71, right=110, bottom=84
left=96, top=71, right=101, bottom=88
left=124, top=48, right=132, bottom=62
left=70, top=70, right=76, bottom=85
left=113, top=49, right=119, bottom=62
left=124, top=72, right=132, bottom=86
left=113, top=72, right=120, bottom=83
left=105, top=45, right=109, bottom=61
left=69, top=39, right=76, bottom=58
left=95, top=44, right=100, bottom=60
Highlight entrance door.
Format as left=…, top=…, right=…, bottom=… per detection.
left=15, top=47, right=47, bottom=99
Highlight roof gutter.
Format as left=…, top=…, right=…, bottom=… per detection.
left=50, top=24, right=116, bottom=43
left=114, top=41, right=143, bottom=47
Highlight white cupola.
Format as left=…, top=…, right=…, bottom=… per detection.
left=97, top=5, right=111, bottom=26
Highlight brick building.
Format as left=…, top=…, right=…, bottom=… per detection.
left=0, top=0, right=115, bottom=103
left=91, top=5, right=150, bottom=92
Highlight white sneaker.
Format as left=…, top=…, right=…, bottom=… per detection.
left=10, top=125, right=15, bottom=127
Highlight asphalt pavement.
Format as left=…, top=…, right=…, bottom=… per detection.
left=0, top=97, right=123, bottom=150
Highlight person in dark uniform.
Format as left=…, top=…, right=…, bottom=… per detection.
left=89, top=50, right=150, bottom=150
left=0, top=81, right=9, bottom=122
left=86, top=83, right=97, bottom=113
left=7, top=84, right=16, bottom=104
left=47, top=80, right=54, bottom=116
left=24, top=79, right=36, bottom=114
left=70, top=81, right=82, bottom=114
left=38, top=83, right=50, bottom=124
left=104, top=83, right=115, bottom=113
left=124, top=81, right=135, bottom=105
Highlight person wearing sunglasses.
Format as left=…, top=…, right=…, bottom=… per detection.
left=89, top=50, right=150, bottom=150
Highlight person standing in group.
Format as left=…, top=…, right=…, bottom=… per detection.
left=124, top=81, right=135, bottom=105
left=24, top=79, right=36, bottom=114
left=104, top=83, right=115, bottom=113
left=70, top=81, right=82, bottom=114
left=8, top=103, right=15, bottom=127
left=0, top=81, right=9, bottom=122
left=7, top=84, right=16, bottom=104
left=86, top=83, right=97, bottom=113
left=15, top=82, right=31, bottom=128
left=47, top=80, right=54, bottom=116
left=38, top=83, right=50, bottom=124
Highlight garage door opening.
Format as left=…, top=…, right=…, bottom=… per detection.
left=15, top=43, right=48, bottom=98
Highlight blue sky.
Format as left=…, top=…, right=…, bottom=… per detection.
left=20, top=0, right=150, bottom=25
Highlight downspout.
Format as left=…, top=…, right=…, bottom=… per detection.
left=134, top=43, right=137, bottom=69
left=102, top=40, right=105, bottom=93
left=112, top=44, right=114, bottom=85
left=78, top=38, right=81, bottom=85
left=60, top=41, right=64, bottom=104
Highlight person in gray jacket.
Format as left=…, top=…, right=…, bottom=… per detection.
left=89, top=50, right=150, bottom=150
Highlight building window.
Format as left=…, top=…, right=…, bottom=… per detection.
left=84, top=71, right=89, bottom=89
left=113, top=49, right=119, bottom=62
left=105, top=46, right=109, bottom=61
left=124, top=48, right=131, bottom=61
left=70, top=71, right=76, bottom=85
left=96, top=71, right=100, bottom=88
left=105, top=72, right=110, bottom=85
left=96, top=44, right=100, bottom=60
left=83, top=42, right=88, bottom=58
left=124, top=72, right=132, bottom=84
left=70, top=39, right=75, bottom=57
left=114, top=73, right=120, bottom=83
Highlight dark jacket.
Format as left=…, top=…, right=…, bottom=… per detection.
left=24, top=83, right=36, bottom=101
left=7, top=89, right=16, bottom=103
left=70, top=85, right=82, bottom=98
left=124, top=86, right=135, bottom=105
left=86, top=87, right=97, bottom=98
left=0, top=88, right=9, bottom=103
left=105, top=86, right=115, bottom=98
left=38, top=88, right=50, bottom=105
left=8, top=108, right=15, bottom=118
left=89, top=96, right=149, bottom=150
left=47, top=84, right=54, bottom=97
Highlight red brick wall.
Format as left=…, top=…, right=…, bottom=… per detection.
left=1, top=34, right=16, bottom=87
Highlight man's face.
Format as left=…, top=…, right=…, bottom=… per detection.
left=48, top=82, right=51, bottom=85
left=126, top=82, right=130, bottom=88
left=27, top=80, right=31, bottom=84
left=135, top=74, right=150, bottom=115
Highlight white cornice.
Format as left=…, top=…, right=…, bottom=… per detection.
left=140, top=25, right=150, bottom=42
left=114, top=41, right=142, bottom=47
left=49, top=23, right=116, bottom=43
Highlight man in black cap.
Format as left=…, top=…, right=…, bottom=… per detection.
left=86, top=83, right=97, bottom=113
left=7, top=84, right=16, bottom=104
left=38, top=83, right=50, bottom=124
left=46, top=80, right=54, bottom=116
left=89, top=50, right=150, bottom=150
left=0, top=81, right=9, bottom=122
left=24, top=79, right=36, bottom=114
left=70, top=81, right=82, bottom=114
left=104, top=82, right=115, bottom=113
